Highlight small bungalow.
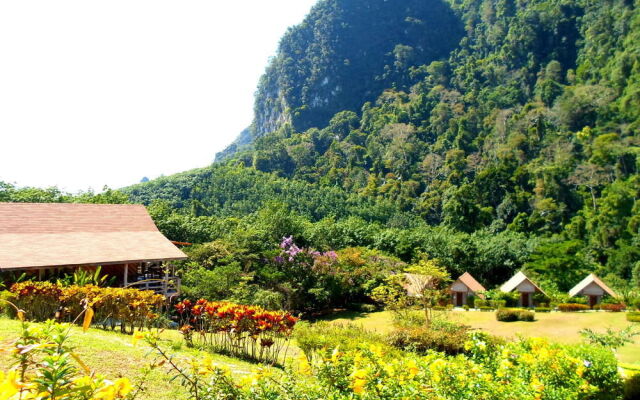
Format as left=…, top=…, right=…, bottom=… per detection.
left=0, top=203, right=187, bottom=296
left=569, top=274, right=616, bottom=308
left=500, top=271, right=545, bottom=307
left=450, top=272, right=486, bottom=307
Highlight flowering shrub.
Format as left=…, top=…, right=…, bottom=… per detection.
left=0, top=321, right=133, bottom=400
left=558, top=303, right=591, bottom=312
left=174, top=298, right=297, bottom=364
left=165, top=332, right=622, bottom=399
left=9, top=281, right=165, bottom=333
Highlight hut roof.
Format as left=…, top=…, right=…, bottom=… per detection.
left=454, top=272, right=486, bottom=293
left=500, top=271, right=546, bottom=295
left=0, top=203, right=187, bottom=270
left=569, top=274, right=616, bottom=297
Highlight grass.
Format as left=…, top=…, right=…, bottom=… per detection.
left=0, top=317, right=256, bottom=400
left=323, top=309, right=640, bottom=366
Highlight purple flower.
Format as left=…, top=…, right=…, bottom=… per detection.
left=274, top=256, right=284, bottom=264
left=324, top=251, right=338, bottom=259
left=286, top=244, right=301, bottom=258
left=280, top=236, right=294, bottom=249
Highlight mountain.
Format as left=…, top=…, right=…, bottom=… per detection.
left=252, top=0, right=464, bottom=136
left=214, top=127, right=253, bottom=162
left=125, top=0, right=640, bottom=286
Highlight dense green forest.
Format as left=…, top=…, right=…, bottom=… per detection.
left=3, top=0, right=640, bottom=313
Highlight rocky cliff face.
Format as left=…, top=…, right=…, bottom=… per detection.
left=247, top=0, right=463, bottom=139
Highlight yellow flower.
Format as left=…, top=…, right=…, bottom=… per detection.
left=132, top=331, right=145, bottom=346
left=113, top=378, right=133, bottom=397
left=0, top=370, right=21, bottom=400
left=331, top=347, right=342, bottom=364
left=383, top=363, right=395, bottom=377
left=407, top=359, right=419, bottom=379
left=531, top=376, right=544, bottom=393
left=351, top=369, right=368, bottom=396
left=369, top=344, right=383, bottom=357
left=353, top=378, right=366, bottom=395
left=297, top=353, right=312, bottom=376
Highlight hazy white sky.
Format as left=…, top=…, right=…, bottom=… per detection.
left=0, top=0, right=316, bottom=192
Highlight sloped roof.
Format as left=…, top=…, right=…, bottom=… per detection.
left=500, top=271, right=545, bottom=294
left=0, top=203, right=187, bottom=270
left=454, top=272, right=486, bottom=293
left=403, top=273, right=427, bottom=297
left=569, top=274, right=616, bottom=297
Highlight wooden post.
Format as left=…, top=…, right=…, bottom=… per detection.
left=163, top=265, right=169, bottom=295
left=38, top=268, right=44, bottom=280
left=123, top=264, right=129, bottom=287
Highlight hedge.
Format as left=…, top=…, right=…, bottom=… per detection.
left=557, top=303, right=590, bottom=312
left=599, top=303, right=626, bottom=312
left=496, top=308, right=535, bottom=322
left=9, top=281, right=165, bottom=333
left=627, top=312, right=640, bottom=323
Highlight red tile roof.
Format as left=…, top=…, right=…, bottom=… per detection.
left=0, top=203, right=187, bottom=270
left=456, top=272, right=486, bottom=293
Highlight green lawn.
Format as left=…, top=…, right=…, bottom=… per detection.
left=324, top=309, right=640, bottom=366
left=0, top=317, right=256, bottom=400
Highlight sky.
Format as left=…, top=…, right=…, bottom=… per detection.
left=0, top=0, right=317, bottom=192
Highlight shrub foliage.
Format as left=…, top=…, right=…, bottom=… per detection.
left=9, top=281, right=165, bottom=333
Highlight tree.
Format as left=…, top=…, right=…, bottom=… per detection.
left=566, top=163, right=612, bottom=211
left=403, top=258, right=451, bottom=327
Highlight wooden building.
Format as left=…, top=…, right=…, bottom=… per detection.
left=569, top=274, right=616, bottom=308
left=450, top=272, right=486, bottom=307
left=0, top=203, right=187, bottom=296
left=500, top=271, right=545, bottom=307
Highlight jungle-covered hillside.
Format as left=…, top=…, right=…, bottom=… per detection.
left=3, top=0, right=640, bottom=311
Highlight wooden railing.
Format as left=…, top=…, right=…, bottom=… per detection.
left=125, top=277, right=181, bottom=298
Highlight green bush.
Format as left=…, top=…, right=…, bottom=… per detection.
left=535, top=307, right=551, bottom=312
left=489, top=300, right=507, bottom=309
left=391, top=311, right=425, bottom=328
left=462, top=304, right=469, bottom=311
left=479, top=306, right=494, bottom=312
left=474, top=299, right=487, bottom=308
left=558, top=303, right=590, bottom=312
left=387, top=321, right=470, bottom=356
left=359, top=303, right=378, bottom=313
left=627, top=312, right=640, bottom=323
left=466, top=294, right=476, bottom=307
left=187, top=335, right=624, bottom=399
left=294, top=322, right=385, bottom=360
left=568, top=344, right=624, bottom=399
left=0, top=290, right=16, bottom=317
left=624, top=374, right=640, bottom=400
left=496, top=308, right=535, bottom=322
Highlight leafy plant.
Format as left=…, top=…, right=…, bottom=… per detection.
left=580, top=326, right=640, bottom=350
left=496, top=308, right=535, bottom=322
left=558, top=303, right=591, bottom=312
